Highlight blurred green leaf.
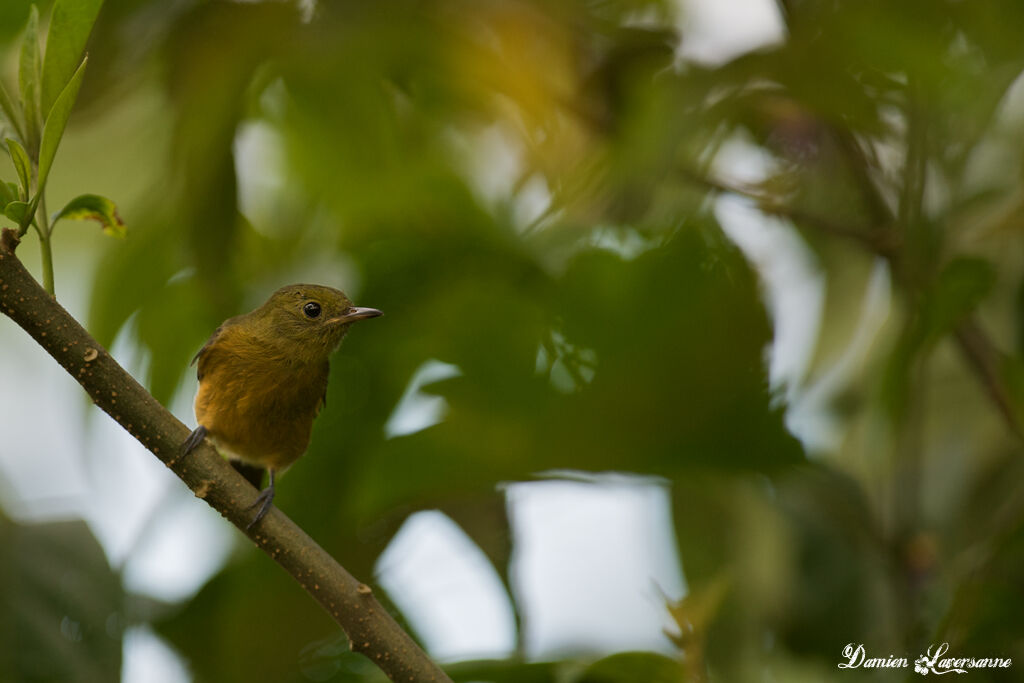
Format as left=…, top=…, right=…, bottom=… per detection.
left=4, top=200, right=30, bottom=224
left=1016, top=274, right=1024, bottom=358
left=40, top=0, right=105, bottom=116
left=0, top=511, right=124, bottom=682
left=6, top=137, right=31, bottom=198
left=37, top=56, right=87, bottom=194
left=575, top=652, right=685, bottom=683
left=885, top=256, right=999, bottom=421
left=923, top=257, right=996, bottom=344
left=88, top=212, right=182, bottom=349
left=0, top=80, right=26, bottom=143
left=0, top=0, right=34, bottom=43
left=53, top=193, right=125, bottom=237
left=156, top=555, right=342, bottom=683
left=134, top=276, right=221, bottom=405
left=446, top=659, right=562, bottom=683
left=150, top=1, right=299, bottom=323
left=18, top=4, right=40, bottom=154
left=943, top=452, right=1024, bottom=683
left=0, top=179, right=17, bottom=207
left=772, top=466, right=889, bottom=658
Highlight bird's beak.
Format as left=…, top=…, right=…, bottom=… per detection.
left=328, top=307, right=383, bottom=324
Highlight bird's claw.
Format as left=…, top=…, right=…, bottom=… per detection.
left=181, top=425, right=208, bottom=456
left=245, top=480, right=275, bottom=530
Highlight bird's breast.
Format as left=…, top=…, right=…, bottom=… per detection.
left=194, top=348, right=329, bottom=470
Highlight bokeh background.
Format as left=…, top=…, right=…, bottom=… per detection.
left=3, top=0, right=1024, bottom=681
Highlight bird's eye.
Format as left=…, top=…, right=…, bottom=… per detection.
left=303, top=302, right=322, bottom=319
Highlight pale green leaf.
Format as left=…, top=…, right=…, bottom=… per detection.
left=36, top=56, right=86, bottom=194
left=53, top=193, right=125, bottom=237
left=40, top=0, right=105, bottom=116
left=6, top=137, right=31, bottom=199
left=18, top=5, right=40, bottom=154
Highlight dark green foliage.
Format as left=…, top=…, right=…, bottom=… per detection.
left=3, top=0, right=1024, bottom=681
left=577, top=652, right=686, bottom=683
left=0, top=512, right=124, bottom=682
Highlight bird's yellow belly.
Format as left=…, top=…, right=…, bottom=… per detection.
left=194, top=358, right=324, bottom=471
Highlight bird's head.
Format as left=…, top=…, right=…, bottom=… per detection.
left=249, top=284, right=382, bottom=363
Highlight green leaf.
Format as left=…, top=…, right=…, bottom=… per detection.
left=445, top=659, right=561, bottom=682
left=923, top=257, right=997, bottom=344
left=36, top=56, right=87, bottom=194
left=575, top=652, right=686, bottom=683
left=18, top=4, right=40, bottom=154
left=40, top=0, right=104, bottom=116
left=0, top=80, right=25, bottom=143
left=0, top=179, right=17, bottom=208
left=1, top=512, right=124, bottom=681
left=6, top=137, right=31, bottom=198
left=4, top=200, right=30, bottom=224
left=53, top=193, right=125, bottom=237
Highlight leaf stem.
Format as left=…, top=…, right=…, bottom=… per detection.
left=36, top=190, right=54, bottom=295
left=38, top=230, right=54, bottom=295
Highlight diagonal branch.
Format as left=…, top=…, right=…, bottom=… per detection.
left=675, top=166, right=901, bottom=256
left=0, top=229, right=452, bottom=683
left=953, top=317, right=1024, bottom=441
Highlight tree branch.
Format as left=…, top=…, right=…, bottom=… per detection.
left=675, top=166, right=901, bottom=256
left=953, top=317, right=1024, bottom=441
left=0, top=230, right=452, bottom=683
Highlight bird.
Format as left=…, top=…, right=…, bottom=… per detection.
left=180, top=283, right=382, bottom=528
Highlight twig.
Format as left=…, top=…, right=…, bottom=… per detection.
left=830, top=127, right=895, bottom=228
left=953, top=317, right=1024, bottom=441
left=675, top=166, right=900, bottom=255
left=0, top=230, right=452, bottom=683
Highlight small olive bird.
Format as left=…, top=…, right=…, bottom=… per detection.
left=181, top=284, right=382, bottom=528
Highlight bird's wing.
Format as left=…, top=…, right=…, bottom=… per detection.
left=191, top=324, right=227, bottom=381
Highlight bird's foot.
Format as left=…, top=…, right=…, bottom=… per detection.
left=181, top=425, right=208, bottom=456
left=245, top=471, right=276, bottom=530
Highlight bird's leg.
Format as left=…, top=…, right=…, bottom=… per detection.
left=246, top=469, right=276, bottom=530
left=181, top=425, right=208, bottom=456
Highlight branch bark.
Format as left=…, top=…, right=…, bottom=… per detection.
left=0, top=230, right=452, bottom=683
